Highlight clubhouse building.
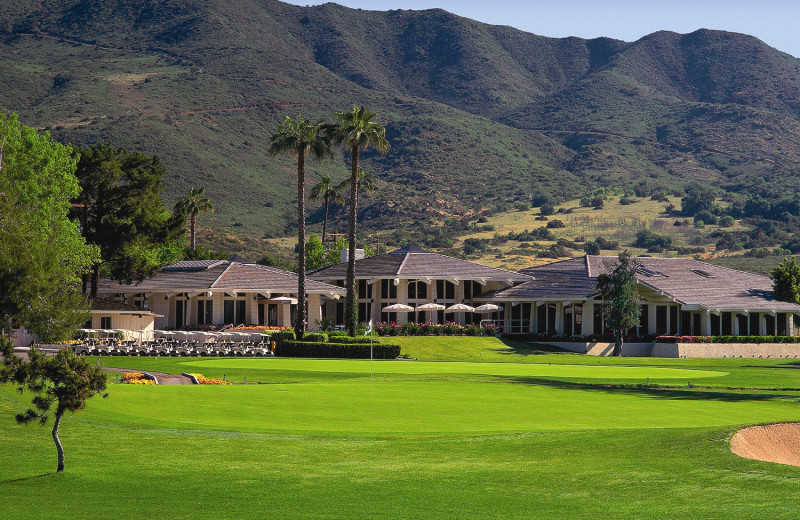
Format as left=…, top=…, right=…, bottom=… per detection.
left=85, top=248, right=799, bottom=338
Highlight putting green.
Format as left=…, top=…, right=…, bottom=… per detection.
left=84, top=378, right=799, bottom=436
left=174, top=358, right=727, bottom=380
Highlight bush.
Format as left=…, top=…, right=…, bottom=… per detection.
left=302, top=332, right=328, bottom=342
left=276, top=341, right=400, bottom=359
left=270, top=330, right=296, bottom=345
left=539, top=203, right=554, bottom=216
left=546, top=219, right=565, bottom=229
left=328, top=336, right=376, bottom=344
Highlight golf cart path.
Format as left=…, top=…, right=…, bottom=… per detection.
left=103, top=367, right=193, bottom=385
left=730, top=422, right=800, bottom=467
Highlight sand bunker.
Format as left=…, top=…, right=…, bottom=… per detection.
left=730, top=422, right=800, bottom=467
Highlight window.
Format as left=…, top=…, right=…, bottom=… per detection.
left=197, top=300, right=214, bottom=324
left=224, top=300, right=246, bottom=324
left=656, top=305, right=667, bottom=335
left=357, top=279, right=372, bottom=299
left=380, top=279, right=397, bottom=299
left=358, top=302, right=372, bottom=323
left=100, top=316, right=112, bottom=329
left=408, top=280, right=427, bottom=300
left=436, top=280, right=455, bottom=300
left=463, top=281, right=482, bottom=300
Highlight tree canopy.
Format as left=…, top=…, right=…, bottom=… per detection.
left=771, top=256, right=800, bottom=304
left=72, top=143, right=185, bottom=295
left=0, top=114, right=98, bottom=341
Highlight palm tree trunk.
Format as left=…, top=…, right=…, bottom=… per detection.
left=91, top=263, right=100, bottom=298
left=52, top=410, right=65, bottom=472
left=190, top=214, right=197, bottom=251
left=345, top=146, right=360, bottom=336
left=321, top=194, right=329, bottom=246
left=296, top=154, right=306, bottom=340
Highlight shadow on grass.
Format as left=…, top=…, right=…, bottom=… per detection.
left=501, top=376, right=799, bottom=403
left=492, top=339, right=579, bottom=357
left=0, top=473, right=51, bottom=485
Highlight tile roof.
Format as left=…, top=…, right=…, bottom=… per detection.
left=494, top=255, right=800, bottom=313
left=308, top=245, right=532, bottom=282
left=97, top=260, right=345, bottom=296
left=90, top=298, right=160, bottom=316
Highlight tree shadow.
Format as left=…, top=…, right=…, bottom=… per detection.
left=500, top=376, right=798, bottom=403
left=0, top=473, right=51, bottom=485
left=492, top=339, right=578, bottom=357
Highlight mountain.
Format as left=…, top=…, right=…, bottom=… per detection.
left=2, top=0, right=800, bottom=244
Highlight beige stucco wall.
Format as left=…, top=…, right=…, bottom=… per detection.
left=545, top=341, right=800, bottom=358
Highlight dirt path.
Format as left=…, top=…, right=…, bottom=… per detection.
left=103, top=367, right=193, bottom=385
left=730, top=422, right=800, bottom=467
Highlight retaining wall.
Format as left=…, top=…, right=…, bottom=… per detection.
left=545, top=341, right=800, bottom=358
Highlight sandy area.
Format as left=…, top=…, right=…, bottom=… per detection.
left=730, top=422, right=800, bottom=467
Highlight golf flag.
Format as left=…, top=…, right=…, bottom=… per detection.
left=365, top=319, right=373, bottom=336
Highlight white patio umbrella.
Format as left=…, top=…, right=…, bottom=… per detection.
left=444, top=303, right=475, bottom=313
left=473, top=303, right=504, bottom=313
left=416, top=303, right=445, bottom=312
left=415, top=303, right=445, bottom=321
left=382, top=303, right=415, bottom=312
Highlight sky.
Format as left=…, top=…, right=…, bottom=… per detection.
left=282, top=0, right=800, bottom=58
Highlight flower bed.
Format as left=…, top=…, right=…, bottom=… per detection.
left=374, top=321, right=500, bottom=337
left=656, top=335, right=800, bottom=344
left=122, top=372, right=155, bottom=385
left=188, top=373, right=232, bottom=385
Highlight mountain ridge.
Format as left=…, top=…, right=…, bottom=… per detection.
left=2, top=0, right=799, bottom=246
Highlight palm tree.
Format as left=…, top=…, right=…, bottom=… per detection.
left=309, top=174, right=344, bottom=246
left=335, top=167, right=375, bottom=198
left=174, top=187, right=214, bottom=252
left=333, top=106, right=390, bottom=336
left=269, top=115, right=333, bottom=340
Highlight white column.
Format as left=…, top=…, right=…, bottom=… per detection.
left=581, top=301, right=593, bottom=335
left=701, top=311, right=711, bottom=336
left=307, top=294, right=322, bottom=332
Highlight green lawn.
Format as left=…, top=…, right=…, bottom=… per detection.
left=3, top=337, right=800, bottom=519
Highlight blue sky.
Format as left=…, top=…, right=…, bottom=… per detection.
left=282, top=0, right=800, bottom=58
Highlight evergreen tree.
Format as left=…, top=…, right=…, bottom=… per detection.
left=596, top=252, right=642, bottom=356
left=1, top=337, right=107, bottom=472
left=73, top=143, right=185, bottom=296
left=771, top=256, right=800, bottom=304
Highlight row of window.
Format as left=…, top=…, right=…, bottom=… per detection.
left=340, top=279, right=483, bottom=301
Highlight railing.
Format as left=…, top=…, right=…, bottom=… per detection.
left=480, top=319, right=531, bottom=334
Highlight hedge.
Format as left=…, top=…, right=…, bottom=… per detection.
left=270, top=330, right=296, bottom=344
left=275, top=341, right=401, bottom=359
left=302, top=332, right=328, bottom=342
left=327, top=336, right=377, bottom=344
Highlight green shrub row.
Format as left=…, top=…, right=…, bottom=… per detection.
left=275, top=341, right=400, bottom=359
left=327, top=336, right=377, bottom=344
left=270, top=330, right=296, bottom=344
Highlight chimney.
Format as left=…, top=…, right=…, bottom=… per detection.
left=341, top=248, right=366, bottom=263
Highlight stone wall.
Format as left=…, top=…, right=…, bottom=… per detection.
left=545, top=341, right=800, bottom=358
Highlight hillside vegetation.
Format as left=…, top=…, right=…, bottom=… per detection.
left=2, top=0, right=800, bottom=254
